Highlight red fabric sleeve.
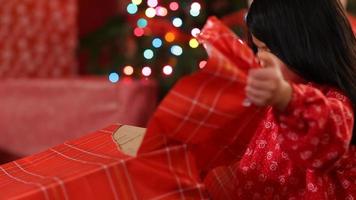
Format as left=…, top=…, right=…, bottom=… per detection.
left=274, top=83, right=354, bottom=171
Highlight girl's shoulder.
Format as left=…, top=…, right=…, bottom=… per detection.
left=307, top=82, right=351, bottom=104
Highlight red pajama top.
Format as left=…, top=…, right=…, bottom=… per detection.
left=205, top=83, right=356, bottom=200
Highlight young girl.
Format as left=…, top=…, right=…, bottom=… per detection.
left=204, top=0, right=356, bottom=199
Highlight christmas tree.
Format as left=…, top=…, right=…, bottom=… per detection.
left=78, top=0, right=247, bottom=98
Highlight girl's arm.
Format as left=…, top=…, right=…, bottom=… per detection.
left=274, top=83, right=354, bottom=171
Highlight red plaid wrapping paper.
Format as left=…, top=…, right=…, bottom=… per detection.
left=0, top=124, right=208, bottom=199
left=0, top=17, right=265, bottom=199
left=139, top=17, right=265, bottom=174
left=0, top=0, right=77, bottom=78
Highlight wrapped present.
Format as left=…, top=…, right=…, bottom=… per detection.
left=0, top=125, right=209, bottom=199
left=0, top=0, right=77, bottom=78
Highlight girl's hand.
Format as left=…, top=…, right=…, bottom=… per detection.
left=245, top=51, right=292, bottom=111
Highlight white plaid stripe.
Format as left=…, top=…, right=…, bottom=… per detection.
left=202, top=70, right=243, bottom=82
left=100, top=129, right=116, bottom=134
left=171, top=56, right=226, bottom=137
left=64, top=142, right=123, bottom=161
left=0, top=166, right=50, bottom=200
left=185, top=76, right=237, bottom=142
left=182, top=144, right=206, bottom=199
left=205, top=109, right=263, bottom=169
left=65, top=140, right=192, bottom=200
left=171, top=91, right=235, bottom=118
left=1, top=132, right=114, bottom=172
left=158, top=106, right=219, bottom=129
left=165, top=146, right=186, bottom=200
left=120, top=160, right=139, bottom=200
left=49, top=148, right=120, bottom=200
left=212, top=169, right=233, bottom=200
left=65, top=141, right=139, bottom=200
left=13, top=161, right=69, bottom=200
left=149, top=185, right=207, bottom=200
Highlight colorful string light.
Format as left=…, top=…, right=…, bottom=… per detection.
left=152, top=38, right=163, bottom=48
left=142, top=66, right=152, bottom=76
left=191, top=28, right=201, bottom=37
left=169, top=2, right=179, bottom=11
left=109, top=72, right=120, bottom=83
left=156, top=6, right=168, bottom=16
left=190, top=2, right=201, bottom=17
left=133, top=27, right=145, bottom=37
left=172, top=17, right=183, bottom=27
left=132, top=0, right=142, bottom=5
left=171, top=45, right=183, bottom=56
left=147, top=0, right=158, bottom=8
left=163, top=65, right=173, bottom=75
left=189, top=38, right=199, bottom=48
left=144, top=49, right=154, bottom=59
left=125, top=0, right=205, bottom=79
left=127, top=3, right=138, bottom=14
left=199, top=60, right=207, bottom=69
left=137, top=18, right=148, bottom=28
left=123, top=65, right=134, bottom=76
left=191, top=2, right=201, bottom=11
left=145, top=7, right=156, bottom=18
left=165, top=32, right=175, bottom=42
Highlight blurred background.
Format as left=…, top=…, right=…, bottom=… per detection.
left=0, top=0, right=355, bottom=164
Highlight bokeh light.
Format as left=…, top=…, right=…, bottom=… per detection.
left=152, top=38, right=163, bottom=48
left=147, top=0, right=158, bottom=7
left=123, top=66, right=134, bottom=76
left=189, top=38, right=199, bottom=48
left=163, top=65, right=173, bottom=75
left=191, top=2, right=201, bottom=11
left=142, top=66, right=152, bottom=77
left=133, top=27, right=145, bottom=37
left=137, top=18, right=148, bottom=28
left=169, top=2, right=179, bottom=11
left=170, top=45, right=183, bottom=56
left=144, top=49, right=154, bottom=59
left=190, top=9, right=200, bottom=17
left=199, top=60, right=207, bottom=69
left=109, top=72, right=120, bottom=83
left=165, top=32, right=175, bottom=42
left=156, top=6, right=168, bottom=16
left=127, top=3, right=138, bottom=14
left=132, top=0, right=142, bottom=5
left=145, top=7, right=156, bottom=18
left=191, top=28, right=201, bottom=37
left=172, top=17, right=183, bottom=27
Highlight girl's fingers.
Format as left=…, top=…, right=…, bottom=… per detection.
left=257, top=51, right=281, bottom=68
left=246, top=93, right=266, bottom=106
left=247, top=77, right=277, bottom=91
left=249, top=68, right=279, bottom=80
left=245, top=86, right=273, bottom=100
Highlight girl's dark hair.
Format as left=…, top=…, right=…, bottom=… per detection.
left=246, top=0, right=356, bottom=145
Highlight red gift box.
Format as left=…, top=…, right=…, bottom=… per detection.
left=0, top=124, right=209, bottom=200
left=0, top=78, right=158, bottom=157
